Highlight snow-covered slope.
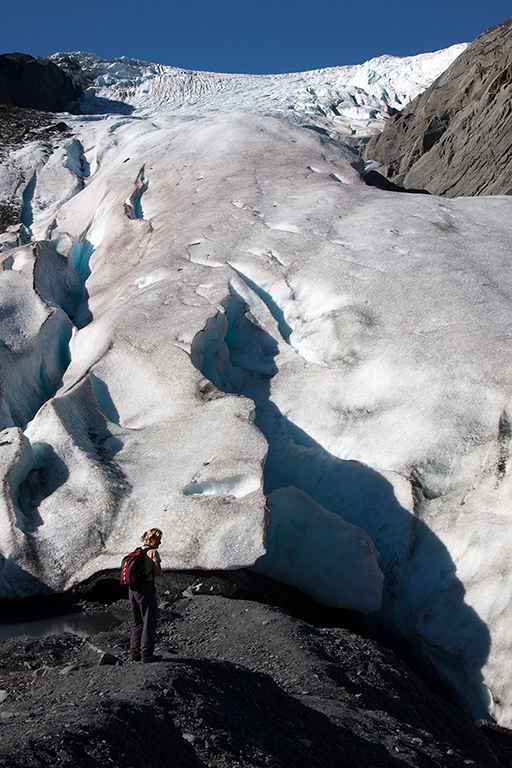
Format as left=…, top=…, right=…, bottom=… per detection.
left=5, top=42, right=512, bottom=727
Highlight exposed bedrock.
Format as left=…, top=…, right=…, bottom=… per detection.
left=0, top=53, right=79, bottom=112
left=1, top=112, right=512, bottom=724
left=362, top=16, right=512, bottom=196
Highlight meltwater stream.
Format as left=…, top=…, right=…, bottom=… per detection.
left=0, top=609, right=120, bottom=643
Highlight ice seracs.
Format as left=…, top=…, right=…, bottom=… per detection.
left=3, top=42, right=512, bottom=727
left=52, top=44, right=467, bottom=142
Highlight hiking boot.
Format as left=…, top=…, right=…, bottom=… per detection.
left=141, top=654, right=162, bottom=663
left=131, top=653, right=141, bottom=661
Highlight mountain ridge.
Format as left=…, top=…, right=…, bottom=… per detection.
left=362, top=15, right=512, bottom=196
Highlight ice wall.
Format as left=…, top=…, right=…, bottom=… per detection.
left=0, top=67, right=512, bottom=724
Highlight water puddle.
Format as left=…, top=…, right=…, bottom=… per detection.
left=0, top=610, right=120, bottom=643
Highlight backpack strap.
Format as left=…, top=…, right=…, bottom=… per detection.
left=141, top=545, right=156, bottom=578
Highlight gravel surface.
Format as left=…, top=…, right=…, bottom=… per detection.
left=0, top=576, right=510, bottom=768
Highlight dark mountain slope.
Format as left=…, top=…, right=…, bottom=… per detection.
left=362, top=16, right=512, bottom=197
left=0, top=53, right=79, bottom=112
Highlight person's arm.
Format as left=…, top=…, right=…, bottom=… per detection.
left=147, top=549, right=162, bottom=577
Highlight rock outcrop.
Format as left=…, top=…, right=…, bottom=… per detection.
left=362, top=16, right=512, bottom=196
left=0, top=53, right=79, bottom=112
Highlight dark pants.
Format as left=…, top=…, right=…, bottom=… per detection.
left=129, top=581, right=157, bottom=658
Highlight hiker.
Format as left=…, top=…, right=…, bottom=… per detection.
left=129, top=528, right=163, bottom=662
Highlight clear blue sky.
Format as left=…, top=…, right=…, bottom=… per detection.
left=1, top=1, right=510, bottom=74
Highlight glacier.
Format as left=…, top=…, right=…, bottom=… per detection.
left=3, top=42, right=512, bottom=726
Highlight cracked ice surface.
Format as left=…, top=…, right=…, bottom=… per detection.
left=52, top=45, right=466, bottom=143
left=1, top=90, right=512, bottom=725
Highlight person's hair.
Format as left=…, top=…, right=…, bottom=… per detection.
left=141, top=528, right=163, bottom=544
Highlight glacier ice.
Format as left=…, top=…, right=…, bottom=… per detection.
left=254, top=487, right=384, bottom=613
left=1, top=46, right=512, bottom=727
left=52, top=45, right=466, bottom=142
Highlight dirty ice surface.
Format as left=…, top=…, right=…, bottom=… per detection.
left=1, top=45, right=512, bottom=727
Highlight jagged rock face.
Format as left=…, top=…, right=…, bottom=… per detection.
left=0, top=53, right=79, bottom=112
left=362, top=16, right=512, bottom=196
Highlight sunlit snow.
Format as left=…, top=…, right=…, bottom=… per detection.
left=52, top=44, right=466, bottom=142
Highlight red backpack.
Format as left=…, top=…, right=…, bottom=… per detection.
left=120, top=547, right=148, bottom=586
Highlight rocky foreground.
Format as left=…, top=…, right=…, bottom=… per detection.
left=1, top=572, right=511, bottom=768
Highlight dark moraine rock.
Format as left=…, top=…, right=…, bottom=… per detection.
left=0, top=579, right=509, bottom=768
left=362, top=16, right=512, bottom=197
left=0, top=52, right=79, bottom=112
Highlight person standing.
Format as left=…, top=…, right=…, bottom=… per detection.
left=129, top=528, right=163, bottom=662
